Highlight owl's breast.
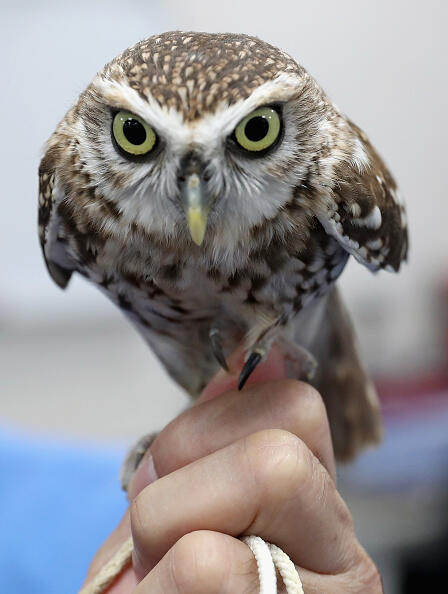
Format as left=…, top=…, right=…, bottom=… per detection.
left=80, top=220, right=346, bottom=334
left=63, top=220, right=348, bottom=394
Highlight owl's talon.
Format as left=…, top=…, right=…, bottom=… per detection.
left=209, top=327, right=229, bottom=372
left=238, top=351, right=262, bottom=390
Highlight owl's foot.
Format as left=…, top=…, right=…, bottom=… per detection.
left=120, top=432, right=157, bottom=494
left=209, top=327, right=229, bottom=372
left=238, top=339, right=317, bottom=390
left=277, top=337, right=318, bottom=382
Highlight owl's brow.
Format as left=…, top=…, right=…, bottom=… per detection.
left=91, top=72, right=303, bottom=148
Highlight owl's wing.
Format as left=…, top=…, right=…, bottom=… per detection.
left=309, top=287, right=382, bottom=461
left=38, top=145, right=74, bottom=289
left=317, top=121, right=408, bottom=272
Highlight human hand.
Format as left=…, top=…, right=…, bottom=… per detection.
left=83, top=346, right=382, bottom=593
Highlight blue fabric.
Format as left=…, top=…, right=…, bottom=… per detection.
left=0, top=426, right=127, bottom=594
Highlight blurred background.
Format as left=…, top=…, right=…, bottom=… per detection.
left=1, top=0, right=447, bottom=592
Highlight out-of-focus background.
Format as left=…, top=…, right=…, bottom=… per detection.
left=1, top=0, right=447, bottom=592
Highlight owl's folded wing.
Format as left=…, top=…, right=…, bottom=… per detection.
left=317, top=121, right=408, bottom=273
left=38, top=144, right=74, bottom=289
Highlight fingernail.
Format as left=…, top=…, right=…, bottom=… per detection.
left=128, top=452, right=159, bottom=499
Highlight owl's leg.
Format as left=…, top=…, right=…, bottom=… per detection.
left=238, top=336, right=318, bottom=389
left=238, top=318, right=318, bottom=389
left=238, top=316, right=280, bottom=389
left=276, top=336, right=318, bottom=381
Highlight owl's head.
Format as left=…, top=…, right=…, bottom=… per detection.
left=39, top=31, right=407, bottom=287
left=48, top=33, right=349, bottom=247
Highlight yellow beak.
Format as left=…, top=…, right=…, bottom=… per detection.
left=184, top=173, right=209, bottom=246
left=187, top=206, right=208, bottom=246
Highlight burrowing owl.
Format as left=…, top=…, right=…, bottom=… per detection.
left=38, top=32, right=407, bottom=461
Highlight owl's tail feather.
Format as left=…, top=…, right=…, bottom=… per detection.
left=309, top=287, right=383, bottom=462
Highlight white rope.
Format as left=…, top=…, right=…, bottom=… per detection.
left=79, top=534, right=304, bottom=594
left=266, top=541, right=304, bottom=594
left=241, top=535, right=277, bottom=593
left=242, top=536, right=304, bottom=594
left=79, top=536, right=133, bottom=594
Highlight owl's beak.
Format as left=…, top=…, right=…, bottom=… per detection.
left=179, top=153, right=211, bottom=246
left=182, top=173, right=209, bottom=246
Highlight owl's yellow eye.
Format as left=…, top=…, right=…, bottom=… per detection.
left=112, top=111, right=157, bottom=156
left=234, top=107, right=281, bottom=152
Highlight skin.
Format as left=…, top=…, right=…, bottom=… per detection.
left=83, top=347, right=382, bottom=593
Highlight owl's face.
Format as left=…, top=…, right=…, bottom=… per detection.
left=68, top=32, right=340, bottom=256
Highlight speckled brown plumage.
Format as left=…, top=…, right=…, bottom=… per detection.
left=38, top=31, right=408, bottom=460
left=109, top=32, right=301, bottom=120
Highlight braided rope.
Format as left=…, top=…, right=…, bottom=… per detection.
left=79, top=537, right=133, bottom=594
left=79, top=534, right=303, bottom=594
left=241, top=535, right=277, bottom=593
left=267, top=541, right=304, bottom=594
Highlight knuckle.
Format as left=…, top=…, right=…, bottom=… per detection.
left=344, top=551, right=383, bottom=593
left=336, top=495, right=355, bottom=530
left=364, top=561, right=383, bottom=593
left=130, top=495, right=147, bottom=545
left=244, top=429, right=309, bottom=495
left=152, top=417, right=187, bottom=470
left=152, top=412, right=202, bottom=474
left=168, top=532, right=227, bottom=594
left=130, top=488, right=158, bottom=547
left=277, top=380, right=328, bottom=436
left=298, top=382, right=328, bottom=432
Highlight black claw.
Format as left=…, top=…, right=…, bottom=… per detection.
left=238, top=352, right=262, bottom=390
left=210, top=329, right=229, bottom=371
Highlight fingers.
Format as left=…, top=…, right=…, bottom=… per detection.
left=134, top=531, right=259, bottom=594
left=296, top=555, right=383, bottom=594
left=83, top=519, right=381, bottom=594
left=128, top=378, right=335, bottom=501
left=135, top=531, right=382, bottom=594
left=131, top=429, right=360, bottom=581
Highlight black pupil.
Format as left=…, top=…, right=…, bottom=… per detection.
left=123, top=118, right=147, bottom=145
left=244, top=116, right=269, bottom=142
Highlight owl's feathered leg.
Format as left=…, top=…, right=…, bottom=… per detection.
left=238, top=317, right=281, bottom=389
left=238, top=338, right=318, bottom=389
left=238, top=314, right=318, bottom=389
left=275, top=337, right=318, bottom=381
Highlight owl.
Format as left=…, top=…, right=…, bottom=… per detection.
left=38, top=31, right=408, bottom=462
